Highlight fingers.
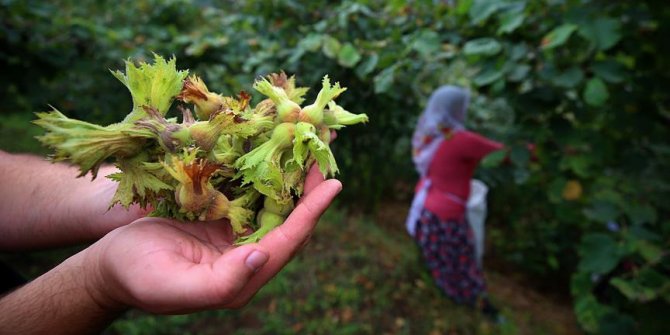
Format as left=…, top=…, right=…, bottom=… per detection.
left=211, top=243, right=270, bottom=295
left=226, top=179, right=341, bottom=308
left=302, top=164, right=325, bottom=195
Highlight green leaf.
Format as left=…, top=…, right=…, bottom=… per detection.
left=298, top=33, right=323, bottom=52
left=109, top=154, right=172, bottom=208
left=578, top=233, right=623, bottom=274
left=551, top=67, right=584, bottom=88
left=373, top=66, right=396, bottom=94
left=541, top=24, right=578, bottom=50
left=507, top=64, right=530, bottom=82
left=610, top=278, right=658, bottom=302
left=322, top=35, right=341, bottom=59
left=592, top=60, right=625, bottom=83
left=481, top=149, right=506, bottom=168
left=469, top=0, right=502, bottom=24
left=634, top=240, right=664, bottom=263
left=185, top=36, right=229, bottom=56
left=474, top=65, right=503, bottom=86
left=288, top=34, right=320, bottom=63
left=560, top=154, right=592, bottom=177
left=574, top=295, right=615, bottom=333
left=411, top=30, right=441, bottom=58
left=578, top=17, right=622, bottom=51
left=497, top=11, right=525, bottom=35
left=337, top=43, right=362, bottom=68
left=355, top=53, right=378, bottom=78
left=463, top=38, right=502, bottom=57
left=637, top=268, right=667, bottom=288
left=583, top=77, right=609, bottom=107
left=456, top=0, right=473, bottom=16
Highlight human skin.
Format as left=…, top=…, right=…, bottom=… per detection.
left=0, top=150, right=149, bottom=250
left=0, top=150, right=342, bottom=334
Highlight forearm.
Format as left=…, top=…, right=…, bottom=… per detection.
left=0, top=151, right=140, bottom=250
left=0, top=249, right=125, bottom=334
left=1, top=151, right=92, bottom=249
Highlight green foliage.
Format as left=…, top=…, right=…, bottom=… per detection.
left=2, top=0, right=669, bottom=333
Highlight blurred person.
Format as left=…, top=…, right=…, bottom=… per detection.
left=405, top=86, right=503, bottom=320
left=0, top=150, right=341, bottom=334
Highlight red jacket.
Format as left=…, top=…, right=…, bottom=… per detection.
left=418, top=130, right=503, bottom=220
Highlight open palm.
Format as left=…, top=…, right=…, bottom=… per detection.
left=88, top=166, right=341, bottom=314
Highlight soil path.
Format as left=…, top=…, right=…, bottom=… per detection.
left=375, top=199, right=582, bottom=335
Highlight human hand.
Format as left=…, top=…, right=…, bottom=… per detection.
left=84, top=165, right=341, bottom=314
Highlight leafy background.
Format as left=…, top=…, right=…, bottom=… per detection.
left=1, top=0, right=669, bottom=334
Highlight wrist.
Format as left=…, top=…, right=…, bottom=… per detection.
left=0, top=242, right=127, bottom=334
left=77, top=239, right=130, bottom=314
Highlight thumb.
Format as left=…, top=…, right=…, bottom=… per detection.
left=209, top=244, right=270, bottom=302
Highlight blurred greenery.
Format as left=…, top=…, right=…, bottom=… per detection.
left=1, top=0, right=669, bottom=334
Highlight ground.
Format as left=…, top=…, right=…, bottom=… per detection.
left=375, top=199, right=582, bottom=335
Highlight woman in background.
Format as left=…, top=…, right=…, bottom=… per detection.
left=406, top=85, right=503, bottom=319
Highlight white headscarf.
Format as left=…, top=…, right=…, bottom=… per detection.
left=406, top=85, right=470, bottom=236
left=411, top=85, right=470, bottom=176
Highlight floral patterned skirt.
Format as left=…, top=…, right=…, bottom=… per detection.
left=414, top=209, right=487, bottom=306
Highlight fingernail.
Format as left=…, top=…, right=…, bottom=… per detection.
left=245, top=250, right=269, bottom=272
